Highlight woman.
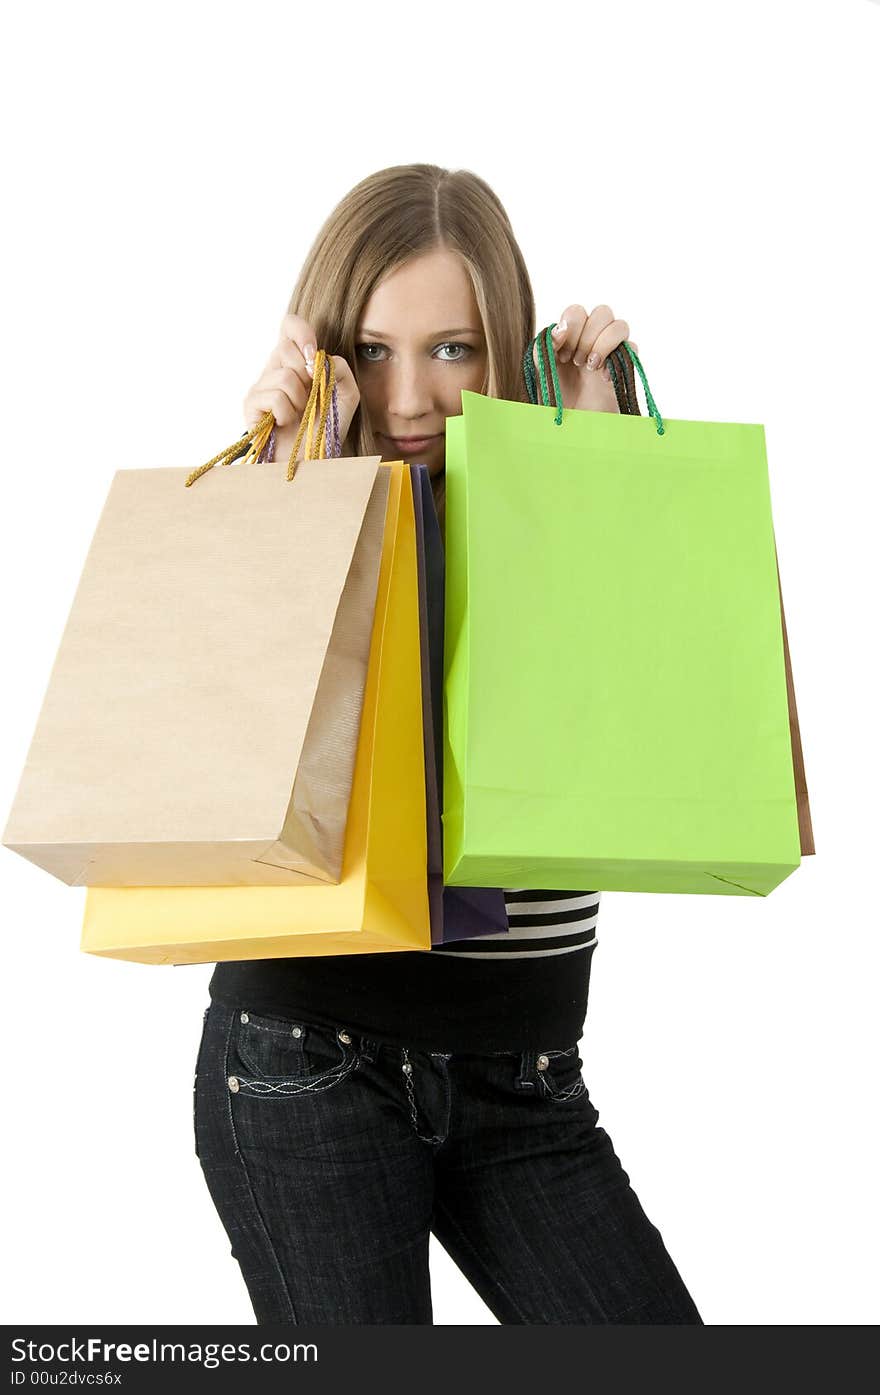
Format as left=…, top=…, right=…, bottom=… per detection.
left=195, top=163, right=702, bottom=1326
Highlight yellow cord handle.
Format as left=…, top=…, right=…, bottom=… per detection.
left=185, top=350, right=336, bottom=488
left=287, top=351, right=336, bottom=479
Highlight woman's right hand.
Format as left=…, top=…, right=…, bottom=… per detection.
left=243, top=313, right=361, bottom=462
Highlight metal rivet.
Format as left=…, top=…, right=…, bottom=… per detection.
left=291, top=1026, right=303, bottom=1038
left=227, top=1076, right=240, bottom=1093
left=536, top=1055, right=549, bottom=1071
left=338, top=1030, right=352, bottom=1045
left=402, top=1062, right=413, bottom=1076
left=240, top=1012, right=249, bottom=1024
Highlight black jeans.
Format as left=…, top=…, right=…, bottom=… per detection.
left=194, top=1000, right=703, bottom=1325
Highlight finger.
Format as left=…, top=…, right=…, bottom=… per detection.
left=280, top=312, right=319, bottom=373
left=538, top=304, right=585, bottom=373
left=550, top=304, right=588, bottom=364
left=300, top=352, right=358, bottom=402
left=586, top=319, right=631, bottom=372
left=573, top=305, right=614, bottom=367
left=278, top=338, right=314, bottom=386
left=327, top=356, right=361, bottom=442
left=243, top=385, right=303, bottom=430
left=329, top=353, right=356, bottom=387
left=607, top=342, right=638, bottom=378
left=330, top=354, right=361, bottom=402
left=264, top=365, right=311, bottom=412
left=597, top=341, right=637, bottom=388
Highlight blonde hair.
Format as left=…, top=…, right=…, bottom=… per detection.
left=287, top=164, right=536, bottom=529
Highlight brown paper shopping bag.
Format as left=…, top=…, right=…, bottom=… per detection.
left=776, top=551, right=815, bottom=856
left=82, top=463, right=431, bottom=964
left=4, top=359, right=389, bottom=886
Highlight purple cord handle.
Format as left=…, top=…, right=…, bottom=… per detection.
left=324, top=371, right=341, bottom=458
left=257, top=426, right=276, bottom=464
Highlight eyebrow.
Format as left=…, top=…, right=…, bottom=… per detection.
left=358, top=327, right=484, bottom=338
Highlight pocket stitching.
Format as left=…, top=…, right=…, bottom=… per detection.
left=235, top=1051, right=359, bottom=1098
left=537, top=1045, right=588, bottom=1102
left=539, top=1073, right=588, bottom=1102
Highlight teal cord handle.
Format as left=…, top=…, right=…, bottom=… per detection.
left=522, top=324, right=665, bottom=435
left=522, top=341, right=538, bottom=407
left=537, top=326, right=564, bottom=424
left=523, top=325, right=563, bottom=422
left=620, top=342, right=664, bottom=435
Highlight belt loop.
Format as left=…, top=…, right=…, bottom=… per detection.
left=514, top=1049, right=536, bottom=1092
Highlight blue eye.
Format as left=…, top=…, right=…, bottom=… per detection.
left=355, top=343, right=388, bottom=362
left=435, top=342, right=471, bottom=362
left=355, top=341, right=473, bottom=364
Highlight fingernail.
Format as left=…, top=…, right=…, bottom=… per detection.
left=551, top=320, right=567, bottom=338
left=304, top=343, right=315, bottom=376
left=586, top=352, right=599, bottom=371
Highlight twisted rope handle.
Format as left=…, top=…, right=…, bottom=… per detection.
left=186, top=350, right=341, bottom=488
left=287, top=350, right=338, bottom=478
left=324, top=361, right=339, bottom=456
left=522, top=325, right=664, bottom=436
left=619, top=342, right=664, bottom=434
left=257, top=425, right=276, bottom=463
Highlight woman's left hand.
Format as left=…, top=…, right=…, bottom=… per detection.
left=540, top=304, right=637, bottom=413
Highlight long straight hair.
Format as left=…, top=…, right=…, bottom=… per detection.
left=286, top=164, right=536, bottom=528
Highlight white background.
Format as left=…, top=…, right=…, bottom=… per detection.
left=1, top=0, right=877, bottom=1327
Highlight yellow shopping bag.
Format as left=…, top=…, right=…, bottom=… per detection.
left=82, top=464, right=431, bottom=964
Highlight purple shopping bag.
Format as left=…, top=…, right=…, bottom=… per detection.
left=410, top=465, right=509, bottom=944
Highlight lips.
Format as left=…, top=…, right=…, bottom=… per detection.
left=386, top=434, right=442, bottom=452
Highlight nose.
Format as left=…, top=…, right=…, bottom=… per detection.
left=385, top=356, right=434, bottom=426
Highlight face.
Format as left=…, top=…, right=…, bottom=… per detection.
left=354, top=247, right=488, bottom=477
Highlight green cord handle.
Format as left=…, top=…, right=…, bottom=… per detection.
left=621, top=342, right=664, bottom=434
left=523, top=327, right=564, bottom=423
left=522, top=339, right=538, bottom=407
left=523, top=324, right=665, bottom=435
left=537, top=326, right=564, bottom=424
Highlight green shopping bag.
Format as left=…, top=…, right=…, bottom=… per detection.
left=443, top=332, right=802, bottom=897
